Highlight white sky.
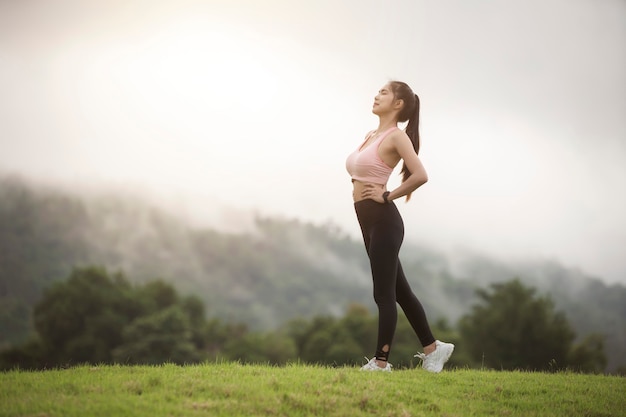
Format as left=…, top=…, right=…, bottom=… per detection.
left=1, top=0, right=625, bottom=283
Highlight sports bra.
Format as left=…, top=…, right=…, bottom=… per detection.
left=345, top=127, right=397, bottom=185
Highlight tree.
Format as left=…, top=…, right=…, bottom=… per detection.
left=137, top=280, right=179, bottom=312
left=567, top=333, right=607, bottom=373
left=286, top=305, right=375, bottom=366
left=180, top=295, right=208, bottom=349
left=112, top=306, right=200, bottom=365
left=458, top=279, right=603, bottom=371
left=0, top=300, right=30, bottom=348
left=223, top=331, right=297, bottom=365
left=2, top=266, right=210, bottom=369
left=32, top=266, right=141, bottom=364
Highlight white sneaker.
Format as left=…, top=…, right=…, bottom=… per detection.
left=360, top=357, right=392, bottom=372
left=414, top=340, right=454, bottom=373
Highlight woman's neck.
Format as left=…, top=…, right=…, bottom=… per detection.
left=376, top=115, right=398, bottom=134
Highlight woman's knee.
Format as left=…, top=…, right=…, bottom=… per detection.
left=373, top=288, right=396, bottom=308
left=396, top=289, right=415, bottom=304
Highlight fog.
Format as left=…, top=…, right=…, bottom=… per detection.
left=1, top=0, right=625, bottom=283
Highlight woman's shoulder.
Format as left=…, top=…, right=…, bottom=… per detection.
left=388, top=127, right=410, bottom=143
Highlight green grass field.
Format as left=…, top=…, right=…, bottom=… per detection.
left=1, top=363, right=624, bottom=417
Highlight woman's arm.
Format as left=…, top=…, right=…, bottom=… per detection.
left=386, top=131, right=428, bottom=201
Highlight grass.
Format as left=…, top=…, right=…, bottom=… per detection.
left=1, top=362, right=624, bottom=417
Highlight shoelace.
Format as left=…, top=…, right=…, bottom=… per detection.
left=362, top=357, right=378, bottom=369
left=414, top=352, right=427, bottom=365
left=363, top=356, right=392, bottom=369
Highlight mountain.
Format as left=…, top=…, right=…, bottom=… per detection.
left=0, top=175, right=624, bottom=371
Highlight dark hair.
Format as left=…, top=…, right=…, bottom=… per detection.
left=389, top=81, right=421, bottom=200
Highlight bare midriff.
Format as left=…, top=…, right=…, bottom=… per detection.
left=352, top=180, right=387, bottom=202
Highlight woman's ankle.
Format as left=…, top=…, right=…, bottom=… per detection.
left=423, top=342, right=436, bottom=356
left=375, top=344, right=390, bottom=367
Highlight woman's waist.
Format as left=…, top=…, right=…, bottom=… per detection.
left=352, top=180, right=386, bottom=202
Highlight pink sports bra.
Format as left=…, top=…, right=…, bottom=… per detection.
left=345, top=127, right=397, bottom=185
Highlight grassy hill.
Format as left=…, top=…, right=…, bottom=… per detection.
left=1, top=364, right=624, bottom=417
left=1, top=175, right=625, bottom=372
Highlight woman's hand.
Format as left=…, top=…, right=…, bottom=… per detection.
left=361, top=183, right=386, bottom=203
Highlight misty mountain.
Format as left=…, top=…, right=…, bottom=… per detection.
left=0, top=175, right=624, bottom=371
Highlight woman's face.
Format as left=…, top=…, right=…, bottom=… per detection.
left=372, top=84, right=398, bottom=116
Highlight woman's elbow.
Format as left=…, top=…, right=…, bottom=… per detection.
left=418, top=172, right=428, bottom=187
left=409, top=173, right=427, bottom=190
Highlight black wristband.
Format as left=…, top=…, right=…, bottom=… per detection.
left=383, top=191, right=391, bottom=204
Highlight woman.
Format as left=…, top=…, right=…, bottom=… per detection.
left=345, top=81, right=454, bottom=372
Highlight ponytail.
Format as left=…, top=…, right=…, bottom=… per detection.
left=389, top=81, right=422, bottom=201
left=402, top=94, right=421, bottom=201
left=401, top=93, right=420, bottom=183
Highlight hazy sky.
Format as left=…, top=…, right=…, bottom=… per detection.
left=1, top=0, right=625, bottom=283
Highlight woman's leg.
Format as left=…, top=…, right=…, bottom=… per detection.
left=368, top=222, right=403, bottom=362
left=358, top=201, right=405, bottom=363
left=356, top=200, right=404, bottom=365
left=395, top=262, right=455, bottom=371
left=395, top=261, right=436, bottom=348
left=356, top=201, right=454, bottom=371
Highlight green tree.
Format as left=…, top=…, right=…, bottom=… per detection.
left=2, top=266, right=209, bottom=369
left=293, top=316, right=338, bottom=364
left=0, top=338, right=48, bottom=370
left=458, top=279, right=600, bottom=371
left=180, top=295, right=208, bottom=349
left=567, top=333, right=607, bottom=373
left=203, top=319, right=249, bottom=359
left=32, top=266, right=141, bottom=364
left=287, top=305, right=375, bottom=366
left=138, top=280, right=179, bottom=312
left=224, top=331, right=297, bottom=365
left=0, top=300, right=31, bottom=348
left=112, top=306, right=199, bottom=365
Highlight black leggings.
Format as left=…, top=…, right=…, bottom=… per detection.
left=355, top=199, right=435, bottom=361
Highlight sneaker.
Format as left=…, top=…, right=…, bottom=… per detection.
left=414, top=340, right=454, bottom=373
left=360, top=357, right=392, bottom=372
